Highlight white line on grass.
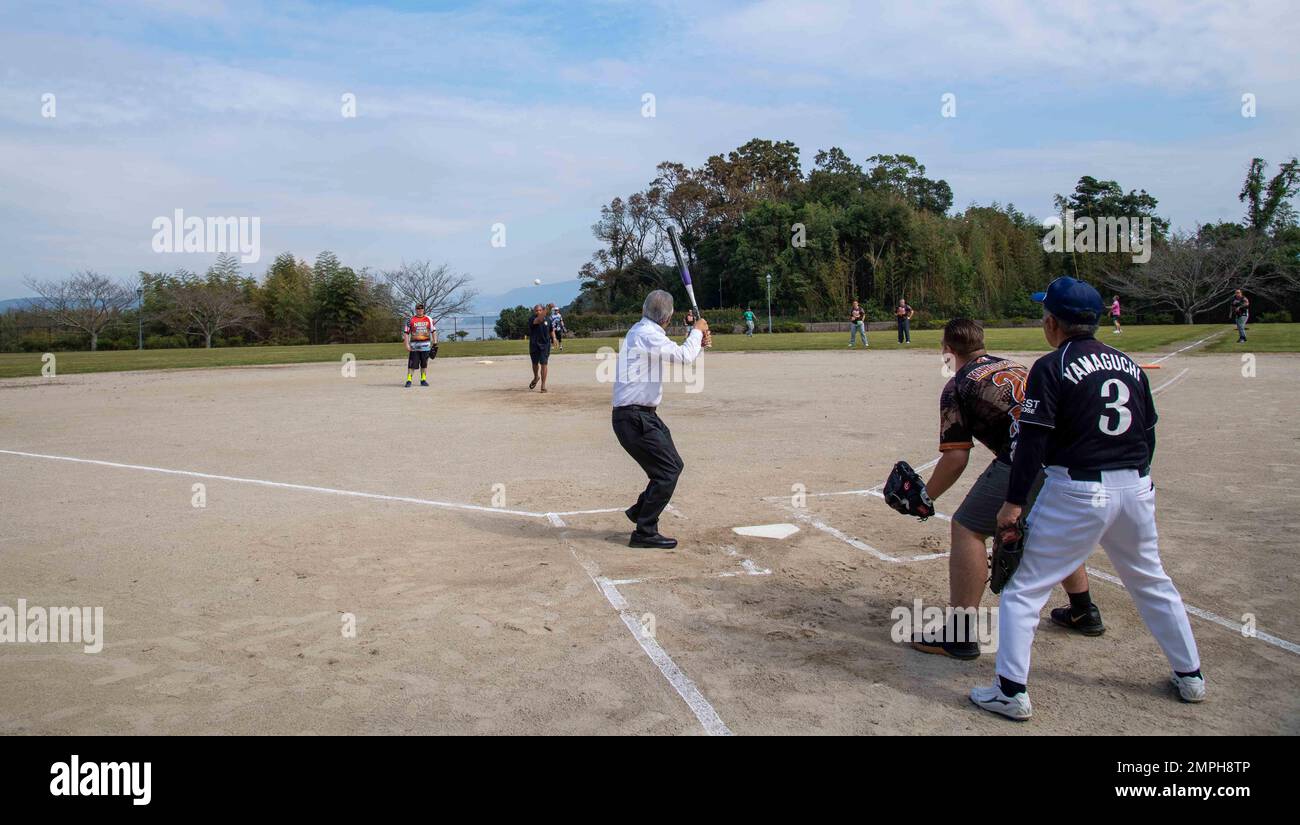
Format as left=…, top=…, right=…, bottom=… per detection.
left=1151, top=330, right=1226, bottom=364
left=569, top=550, right=732, bottom=736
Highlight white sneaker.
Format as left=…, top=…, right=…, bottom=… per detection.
left=1171, top=673, right=1206, bottom=703
left=969, top=680, right=1032, bottom=721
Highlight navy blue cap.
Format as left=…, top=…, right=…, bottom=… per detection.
left=1031, top=276, right=1104, bottom=324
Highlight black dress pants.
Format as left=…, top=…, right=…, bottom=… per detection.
left=612, top=406, right=684, bottom=536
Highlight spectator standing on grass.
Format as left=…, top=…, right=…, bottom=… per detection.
left=896, top=298, right=914, bottom=344
left=1230, top=289, right=1250, bottom=343
left=1110, top=295, right=1122, bottom=334
left=743, top=307, right=756, bottom=336
left=848, top=300, right=868, bottom=348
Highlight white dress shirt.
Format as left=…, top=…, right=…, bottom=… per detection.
left=612, top=317, right=704, bottom=408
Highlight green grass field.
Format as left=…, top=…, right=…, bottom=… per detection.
left=2, top=323, right=1293, bottom=380
left=1201, top=322, right=1300, bottom=353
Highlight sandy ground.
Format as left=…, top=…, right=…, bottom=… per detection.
left=1, top=340, right=1297, bottom=735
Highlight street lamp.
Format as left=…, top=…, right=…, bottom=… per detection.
left=136, top=286, right=144, bottom=350
left=765, top=273, right=772, bottom=334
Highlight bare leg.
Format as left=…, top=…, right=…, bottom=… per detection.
left=950, top=521, right=989, bottom=609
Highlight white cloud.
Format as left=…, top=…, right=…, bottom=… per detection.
left=0, top=0, right=1296, bottom=298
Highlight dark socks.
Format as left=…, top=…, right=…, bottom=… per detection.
left=1068, top=589, right=1092, bottom=613
left=1000, top=676, right=1027, bottom=696
left=1176, top=668, right=1202, bottom=679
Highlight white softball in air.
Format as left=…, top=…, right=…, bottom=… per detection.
left=533, top=278, right=541, bottom=285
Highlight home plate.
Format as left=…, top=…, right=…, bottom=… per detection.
left=732, top=523, right=800, bottom=540
left=477, top=360, right=495, bottom=364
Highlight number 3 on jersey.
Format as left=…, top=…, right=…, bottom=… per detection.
left=1098, top=378, right=1132, bottom=435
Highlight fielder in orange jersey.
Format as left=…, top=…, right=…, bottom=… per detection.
left=402, top=303, right=438, bottom=387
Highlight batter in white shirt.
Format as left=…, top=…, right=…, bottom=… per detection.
left=611, top=289, right=710, bottom=548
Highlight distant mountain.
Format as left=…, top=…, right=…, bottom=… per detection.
left=472, top=279, right=582, bottom=315
left=0, top=297, right=39, bottom=313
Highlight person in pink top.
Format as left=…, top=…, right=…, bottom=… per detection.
left=1110, top=295, right=1122, bottom=334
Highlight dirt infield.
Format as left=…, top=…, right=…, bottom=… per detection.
left=2, top=340, right=1297, bottom=735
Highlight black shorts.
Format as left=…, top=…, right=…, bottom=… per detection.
left=407, top=349, right=431, bottom=369
left=530, top=344, right=550, bottom=365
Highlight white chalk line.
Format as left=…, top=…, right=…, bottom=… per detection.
left=0, top=448, right=627, bottom=523
left=1082, top=567, right=1300, bottom=656
left=609, top=546, right=773, bottom=587
left=569, top=549, right=732, bottom=736
left=783, top=504, right=948, bottom=563
left=790, top=497, right=1299, bottom=656
left=1150, top=367, right=1191, bottom=395
left=3, top=446, right=731, bottom=735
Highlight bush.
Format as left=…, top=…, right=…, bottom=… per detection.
left=563, top=312, right=641, bottom=337
left=1136, top=313, right=1174, bottom=325
left=770, top=322, right=805, bottom=333
left=494, top=305, right=533, bottom=339
left=1259, top=311, right=1292, bottom=323
left=145, top=334, right=188, bottom=349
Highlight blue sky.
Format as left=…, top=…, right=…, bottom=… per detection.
left=1, top=0, right=1297, bottom=299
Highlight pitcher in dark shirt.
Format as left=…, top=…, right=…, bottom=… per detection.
left=527, top=303, right=553, bottom=392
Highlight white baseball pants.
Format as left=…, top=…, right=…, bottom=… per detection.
left=995, top=467, right=1201, bottom=684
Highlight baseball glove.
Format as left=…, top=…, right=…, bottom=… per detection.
left=883, top=460, right=934, bottom=520
left=989, top=515, right=1027, bottom=595
left=429, top=343, right=439, bottom=359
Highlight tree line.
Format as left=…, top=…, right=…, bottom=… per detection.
left=575, top=140, right=1300, bottom=325
left=7, top=253, right=476, bottom=352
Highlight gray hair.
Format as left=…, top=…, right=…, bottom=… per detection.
left=1046, top=310, right=1098, bottom=338
left=642, top=289, right=675, bottom=325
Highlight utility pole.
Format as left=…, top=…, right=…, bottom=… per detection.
left=765, top=273, right=772, bottom=334
left=136, top=286, right=144, bottom=350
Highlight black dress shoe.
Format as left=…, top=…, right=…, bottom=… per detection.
left=629, top=532, right=677, bottom=549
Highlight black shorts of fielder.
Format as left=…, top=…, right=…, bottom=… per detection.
left=529, top=344, right=550, bottom=365
left=612, top=406, right=684, bottom=537
left=406, top=349, right=431, bottom=370
left=953, top=459, right=1044, bottom=537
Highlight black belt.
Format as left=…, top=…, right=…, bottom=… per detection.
left=1067, top=467, right=1148, bottom=482
left=614, top=404, right=657, bottom=413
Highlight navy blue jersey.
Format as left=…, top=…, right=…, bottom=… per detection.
left=528, top=315, right=553, bottom=348
left=1018, top=335, right=1157, bottom=471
